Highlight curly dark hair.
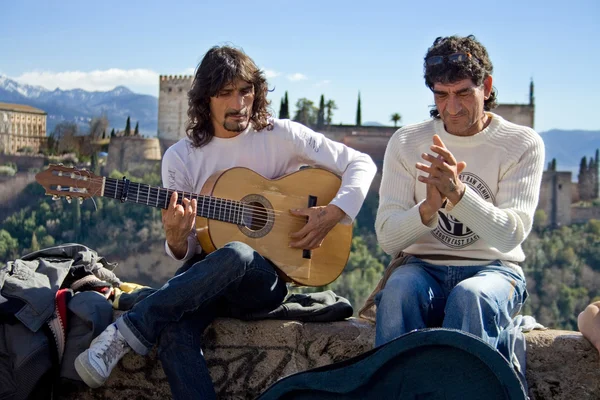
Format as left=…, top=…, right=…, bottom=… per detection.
left=424, top=35, right=497, bottom=118
left=186, top=45, right=272, bottom=148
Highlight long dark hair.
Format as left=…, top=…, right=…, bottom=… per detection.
left=186, top=46, right=271, bottom=148
left=424, top=35, right=498, bottom=118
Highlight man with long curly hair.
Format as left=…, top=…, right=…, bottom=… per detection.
left=74, top=45, right=376, bottom=399
left=364, top=34, right=544, bottom=370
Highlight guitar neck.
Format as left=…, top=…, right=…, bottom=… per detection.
left=102, top=177, right=245, bottom=225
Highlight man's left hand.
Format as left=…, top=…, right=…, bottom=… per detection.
left=416, top=135, right=467, bottom=205
left=288, top=204, right=346, bottom=249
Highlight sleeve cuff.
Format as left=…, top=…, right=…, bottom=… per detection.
left=164, top=234, right=198, bottom=262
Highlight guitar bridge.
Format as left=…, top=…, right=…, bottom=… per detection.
left=303, top=195, right=318, bottom=259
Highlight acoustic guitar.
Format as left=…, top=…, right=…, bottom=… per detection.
left=35, top=165, right=353, bottom=286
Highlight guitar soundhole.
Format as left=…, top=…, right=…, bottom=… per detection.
left=243, top=201, right=268, bottom=231
left=238, top=194, right=274, bottom=239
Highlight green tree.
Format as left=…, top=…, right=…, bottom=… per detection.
left=30, top=232, right=40, bottom=252
left=125, top=116, right=131, bottom=136
left=279, top=92, right=290, bottom=119
left=533, top=209, right=548, bottom=232
left=293, top=98, right=318, bottom=126
left=579, top=156, right=589, bottom=200
left=0, top=230, right=18, bottom=260
left=91, top=151, right=99, bottom=175
left=594, top=149, right=600, bottom=199
left=278, top=98, right=285, bottom=119
left=49, top=121, right=78, bottom=154
left=356, top=92, right=362, bottom=126
left=317, top=95, right=325, bottom=130
left=134, top=121, right=139, bottom=136
left=72, top=199, right=81, bottom=241
left=110, top=128, right=116, bottom=137
left=325, top=99, right=337, bottom=126
left=390, top=113, right=402, bottom=127
left=282, top=92, right=290, bottom=119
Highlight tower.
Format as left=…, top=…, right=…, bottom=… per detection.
left=157, top=75, right=193, bottom=151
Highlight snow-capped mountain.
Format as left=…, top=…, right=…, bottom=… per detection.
left=0, top=76, right=158, bottom=135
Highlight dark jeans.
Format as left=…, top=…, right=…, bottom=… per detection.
left=115, top=241, right=288, bottom=400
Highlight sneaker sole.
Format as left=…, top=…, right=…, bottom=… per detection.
left=74, top=350, right=105, bottom=388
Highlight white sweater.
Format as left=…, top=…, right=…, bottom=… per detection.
left=376, top=113, right=545, bottom=270
left=162, top=118, right=377, bottom=261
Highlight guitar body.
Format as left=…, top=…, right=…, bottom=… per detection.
left=35, top=164, right=353, bottom=287
left=196, top=167, right=352, bottom=286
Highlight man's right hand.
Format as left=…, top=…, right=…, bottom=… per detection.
left=161, top=191, right=197, bottom=259
left=417, top=157, right=466, bottom=225
left=419, top=183, right=445, bottom=225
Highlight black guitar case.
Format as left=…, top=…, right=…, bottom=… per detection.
left=257, top=328, right=527, bottom=400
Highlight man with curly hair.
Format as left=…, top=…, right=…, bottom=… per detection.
left=75, top=45, right=376, bottom=399
left=371, top=35, right=544, bottom=356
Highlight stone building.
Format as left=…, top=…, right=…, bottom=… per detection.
left=494, top=80, right=535, bottom=128
left=157, top=75, right=193, bottom=152
left=0, top=102, right=47, bottom=154
left=538, top=170, right=573, bottom=227
left=105, top=136, right=162, bottom=176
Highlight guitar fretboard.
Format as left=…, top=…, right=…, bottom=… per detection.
left=103, top=177, right=248, bottom=225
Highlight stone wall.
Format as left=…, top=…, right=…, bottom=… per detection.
left=105, top=136, right=162, bottom=176
left=0, top=153, right=46, bottom=171
left=572, top=206, right=600, bottom=224
left=538, top=171, right=573, bottom=226
left=494, top=104, right=535, bottom=128
left=157, top=75, right=193, bottom=142
left=61, top=318, right=599, bottom=400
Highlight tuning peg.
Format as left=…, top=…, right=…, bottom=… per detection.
left=78, top=197, right=84, bottom=204
left=66, top=196, right=72, bottom=204
left=52, top=195, right=59, bottom=201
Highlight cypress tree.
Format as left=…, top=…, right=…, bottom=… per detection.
left=125, top=116, right=131, bottom=136
left=278, top=98, right=285, bottom=119
left=283, top=91, right=290, bottom=119
left=317, top=95, right=325, bottom=129
left=356, top=92, right=362, bottom=126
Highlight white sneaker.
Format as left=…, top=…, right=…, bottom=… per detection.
left=74, top=323, right=131, bottom=388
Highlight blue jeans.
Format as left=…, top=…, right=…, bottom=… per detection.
left=115, top=241, right=288, bottom=400
left=374, top=257, right=527, bottom=350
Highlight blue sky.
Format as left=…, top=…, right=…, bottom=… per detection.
left=1, top=0, right=598, bottom=132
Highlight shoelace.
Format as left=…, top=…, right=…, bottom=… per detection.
left=98, top=329, right=127, bottom=367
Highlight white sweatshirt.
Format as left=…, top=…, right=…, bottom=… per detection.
left=376, top=113, right=545, bottom=271
left=162, top=118, right=377, bottom=262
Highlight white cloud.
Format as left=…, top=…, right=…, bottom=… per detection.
left=13, top=68, right=160, bottom=92
left=313, top=79, right=331, bottom=88
left=287, top=73, right=308, bottom=82
left=264, top=69, right=281, bottom=79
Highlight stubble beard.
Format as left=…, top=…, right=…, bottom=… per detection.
left=223, top=115, right=250, bottom=132
left=223, top=120, right=248, bottom=132
left=443, top=112, right=476, bottom=136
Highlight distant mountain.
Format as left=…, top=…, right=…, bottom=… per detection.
left=362, top=121, right=385, bottom=127
left=540, top=129, right=600, bottom=179
left=0, top=76, right=158, bottom=136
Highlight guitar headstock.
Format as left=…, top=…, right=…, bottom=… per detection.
left=35, top=164, right=103, bottom=203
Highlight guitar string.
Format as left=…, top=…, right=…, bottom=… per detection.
left=71, top=177, right=295, bottom=217
left=110, top=182, right=309, bottom=224
left=56, top=177, right=327, bottom=225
